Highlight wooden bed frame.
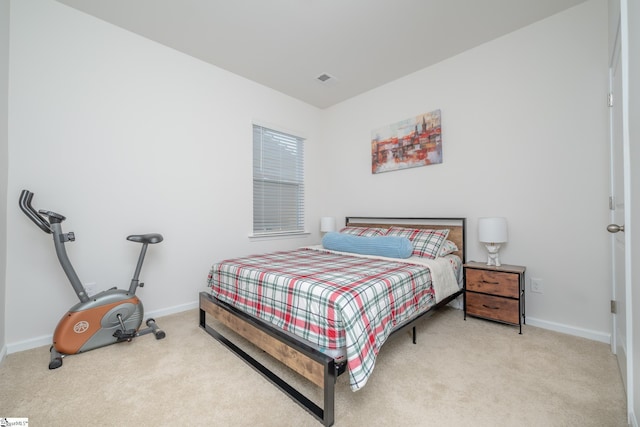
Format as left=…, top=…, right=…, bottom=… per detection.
left=199, top=217, right=466, bottom=426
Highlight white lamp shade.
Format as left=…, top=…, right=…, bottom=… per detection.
left=478, top=217, right=508, bottom=243
left=320, top=217, right=336, bottom=233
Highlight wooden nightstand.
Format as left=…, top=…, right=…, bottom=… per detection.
left=463, top=261, right=526, bottom=334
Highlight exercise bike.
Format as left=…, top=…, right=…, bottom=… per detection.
left=19, top=189, right=166, bottom=369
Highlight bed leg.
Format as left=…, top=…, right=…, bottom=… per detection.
left=323, top=362, right=336, bottom=427
left=412, top=326, right=416, bottom=344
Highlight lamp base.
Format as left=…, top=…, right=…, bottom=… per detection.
left=485, top=244, right=502, bottom=267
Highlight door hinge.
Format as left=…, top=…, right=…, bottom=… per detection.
left=611, top=300, right=617, bottom=314
left=609, top=196, right=616, bottom=210
left=608, top=93, right=614, bottom=107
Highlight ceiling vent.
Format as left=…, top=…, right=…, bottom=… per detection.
left=316, top=73, right=336, bottom=84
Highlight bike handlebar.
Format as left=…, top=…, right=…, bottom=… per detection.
left=19, top=190, right=53, bottom=234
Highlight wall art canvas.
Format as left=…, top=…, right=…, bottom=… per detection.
left=371, top=109, right=442, bottom=174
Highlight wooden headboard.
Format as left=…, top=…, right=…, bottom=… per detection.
left=345, top=217, right=466, bottom=262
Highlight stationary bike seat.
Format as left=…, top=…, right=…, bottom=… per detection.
left=127, top=233, right=163, bottom=244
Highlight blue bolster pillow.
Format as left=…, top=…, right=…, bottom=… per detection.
left=322, top=232, right=413, bottom=259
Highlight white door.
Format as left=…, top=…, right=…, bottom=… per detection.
left=609, top=31, right=627, bottom=389
left=609, top=3, right=635, bottom=411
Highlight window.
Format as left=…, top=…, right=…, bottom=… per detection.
left=252, top=124, right=305, bottom=235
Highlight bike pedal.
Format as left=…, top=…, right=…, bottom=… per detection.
left=113, top=329, right=137, bottom=341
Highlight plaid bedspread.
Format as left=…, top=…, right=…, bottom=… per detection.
left=207, top=247, right=437, bottom=391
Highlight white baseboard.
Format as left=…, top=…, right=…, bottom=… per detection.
left=430, top=299, right=610, bottom=344
left=146, top=300, right=199, bottom=319
left=526, top=316, right=611, bottom=344
left=6, top=300, right=199, bottom=355
left=2, top=302, right=613, bottom=353
left=7, top=333, right=52, bottom=354
left=0, top=343, right=7, bottom=365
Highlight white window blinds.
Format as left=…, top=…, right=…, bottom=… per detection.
left=253, top=124, right=305, bottom=235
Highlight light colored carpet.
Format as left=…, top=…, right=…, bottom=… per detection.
left=0, top=307, right=627, bottom=427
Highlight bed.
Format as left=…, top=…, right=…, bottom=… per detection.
left=199, top=217, right=466, bottom=426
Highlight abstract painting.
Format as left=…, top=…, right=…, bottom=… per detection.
left=371, top=109, right=442, bottom=174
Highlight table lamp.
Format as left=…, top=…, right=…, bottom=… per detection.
left=320, top=217, right=336, bottom=234
left=478, top=217, right=508, bottom=266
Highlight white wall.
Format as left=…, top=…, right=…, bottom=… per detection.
left=5, top=0, right=613, bottom=351
left=0, top=0, right=10, bottom=361
left=6, top=0, right=324, bottom=351
left=322, top=0, right=611, bottom=340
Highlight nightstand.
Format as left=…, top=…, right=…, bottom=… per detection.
left=463, top=261, right=526, bottom=334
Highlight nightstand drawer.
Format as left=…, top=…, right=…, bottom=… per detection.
left=466, top=292, right=520, bottom=324
left=465, top=268, right=519, bottom=298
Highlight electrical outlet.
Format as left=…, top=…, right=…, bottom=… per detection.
left=85, top=282, right=97, bottom=296
left=531, top=278, right=543, bottom=294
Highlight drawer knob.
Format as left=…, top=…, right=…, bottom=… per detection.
left=482, top=304, right=500, bottom=310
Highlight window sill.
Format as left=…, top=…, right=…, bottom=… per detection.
left=249, top=231, right=311, bottom=241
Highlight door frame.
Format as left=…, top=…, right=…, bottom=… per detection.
left=609, top=19, right=622, bottom=359
left=609, top=0, right=633, bottom=421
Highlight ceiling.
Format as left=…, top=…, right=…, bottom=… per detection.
left=56, top=0, right=588, bottom=109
